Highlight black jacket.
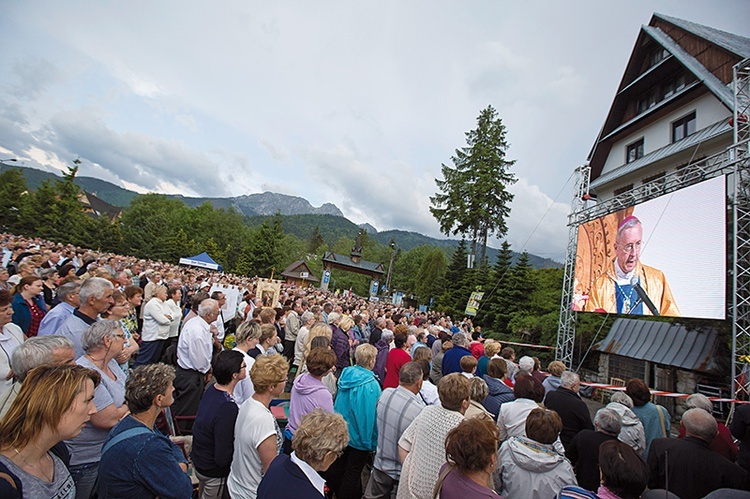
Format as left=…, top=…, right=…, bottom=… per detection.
left=567, top=429, right=618, bottom=491
left=647, top=435, right=748, bottom=499
left=543, top=386, right=594, bottom=452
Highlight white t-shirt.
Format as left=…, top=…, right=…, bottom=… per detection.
left=227, top=397, right=282, bottom=499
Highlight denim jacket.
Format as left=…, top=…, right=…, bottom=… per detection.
left=97, top=415, right=192, bottom=499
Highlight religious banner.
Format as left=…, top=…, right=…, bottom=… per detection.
left=464, top=291, right=484, bottom=317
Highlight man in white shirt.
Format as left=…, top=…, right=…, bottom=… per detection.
left=173, top=298, right=219, bottom=430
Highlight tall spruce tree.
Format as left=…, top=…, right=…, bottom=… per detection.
left=430, top=105, right=517, bottom=265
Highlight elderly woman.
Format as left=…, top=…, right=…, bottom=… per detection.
left=11, top=275, right=46, bottom=338
left=96, top=363, right=192, bottom=498
left=435, top=417, right=501, bottom=498
left=101, top=290, right=140, bottom=374
left=285, top=348, right=337, bottom=453
left=606, top=391, right=646, bottom=455
left=228, top=354, right=289, bottom=499
left=327, top=343, right=381, bottom=499
left=498, top=408, right=577, bottom=498
left=68, top=319, right=129, bottom=499
left=0, top=291, right=24, bottom=411
left=258, top=410, right=349, bottom=499
left=233, top=321, right=262, bottom=405
left=465, top=377, right=493, bottom=419
left=477, top=340, right=501, bottom=378
left=192, top=350, right=246, bottom=499
left=136, top=284, right=173, bottom=367
left=678, top=393, right=737, bottom=462
left=543, top=360, right=566, bottom=395
left=625, top=378, right=670, bottom=457
left=496, top=374, right=545, bottom=442
left=0, top=364, right=99, bottom=499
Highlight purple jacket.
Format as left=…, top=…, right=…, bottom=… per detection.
left=287, top=372, right=334, bottom=434
left=331, top=325, right=351, bottom=371
left=373, top=339, right=389, bottom=386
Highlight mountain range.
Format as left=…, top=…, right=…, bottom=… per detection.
left=1, top=163, right=562, bottom=268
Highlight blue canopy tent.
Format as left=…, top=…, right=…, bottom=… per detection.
left=178, top=251, right=223, bottom=271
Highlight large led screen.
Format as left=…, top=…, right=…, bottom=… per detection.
left=572, top=175, right=726, bottom=319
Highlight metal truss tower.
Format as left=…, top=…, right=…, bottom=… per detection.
left=556, top=164, right=590, bottom=368
left=732, top=57, right=750, bottom=396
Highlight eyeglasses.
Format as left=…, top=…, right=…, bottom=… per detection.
left=113, top=334, right=126, bottom=339
left=619, top=241, right=641, bottom=253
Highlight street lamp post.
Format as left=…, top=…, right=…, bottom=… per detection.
left=385, top=239, right=396, bottom=294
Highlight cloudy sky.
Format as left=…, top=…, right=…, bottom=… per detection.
left=1, top=1, right=748, bottom=262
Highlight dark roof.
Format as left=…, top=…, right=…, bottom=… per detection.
left=322, top=252, right=385, bottom=275
left=81, top=191, right=121, bottom=220
left=595, top=318, right=722, bottom=373
left=280, top=260, right=319, bottom=282
left=653, top=13, right=750, bottom=59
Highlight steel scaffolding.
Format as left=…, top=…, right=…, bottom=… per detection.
left=732, top=57, right=750, bottom=396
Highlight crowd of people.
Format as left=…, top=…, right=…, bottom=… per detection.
left=0, top=232, right=749, bottom=499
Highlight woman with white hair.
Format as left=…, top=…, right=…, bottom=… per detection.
left=68, top=319, right=129, bottom=499
left=605, top=391, right=646, bottom=455
left=678, top=393, right=737, bottom=462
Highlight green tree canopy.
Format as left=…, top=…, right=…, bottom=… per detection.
left=430, top=105, right=517, bottom=264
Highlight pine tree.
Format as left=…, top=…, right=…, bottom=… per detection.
left=0, top=168, right=29, bottom=233
left=430, top=105, right=517, bottom=264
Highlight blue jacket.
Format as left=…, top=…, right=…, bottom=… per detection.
left=441, top=345, right=472, bottom=375
left=97, top=415, right=192, bottom=499
left=334, top=365, right=381, bottom=451
left=482, top=375, right=515, bottom=418
left=11, top=292, right=47, bottom=334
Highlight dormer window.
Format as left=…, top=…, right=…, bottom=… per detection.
left=672, top=112, right=696, bottom=142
